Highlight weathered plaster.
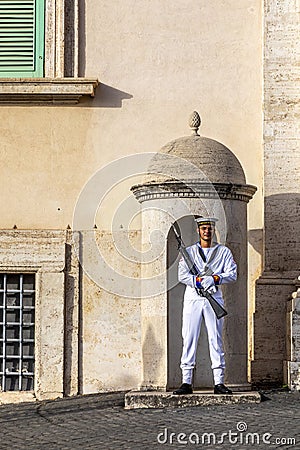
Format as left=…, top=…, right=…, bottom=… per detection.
left=80, top=230, right=142, bottom=394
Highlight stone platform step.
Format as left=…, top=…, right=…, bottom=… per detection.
left=124, top=390, right=261, bottom=409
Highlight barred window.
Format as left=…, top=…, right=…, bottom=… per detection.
left=0, top=273, right=35, bottom=391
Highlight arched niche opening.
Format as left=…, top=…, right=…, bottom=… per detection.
left=167, top=215, right=213, bottom=389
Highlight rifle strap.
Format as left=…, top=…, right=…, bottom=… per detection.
left=207, top=244, right=220, bottom=265
left=198, top=244, right=219, bottom=263
left=198, top=244, right=220, bottom=275
left=197, top=246, right=207, bottom=263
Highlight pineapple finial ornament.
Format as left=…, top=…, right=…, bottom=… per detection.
left=189, top=111, right=201, bottom=136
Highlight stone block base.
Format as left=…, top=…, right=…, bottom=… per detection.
left=252, top=274, right=296, bottom=385
left=284, top=361, right=300, bottom=391
left=251, top=359, right=283, bottom=385
left=124, top=390, right=261, bottom=409
left=0, top=392, right=36, bottom=405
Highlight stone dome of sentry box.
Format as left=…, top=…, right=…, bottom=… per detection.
left=132, top=111, right=256, bottom=203
left=130, top=112, right=257, bottom=392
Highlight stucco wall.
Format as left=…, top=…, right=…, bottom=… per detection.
left=0, top=1, right=263, bottom=395
left=0, top=0, right=262, bottom=230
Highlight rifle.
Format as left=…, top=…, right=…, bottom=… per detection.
left=171, top=223, right=228, bottom=319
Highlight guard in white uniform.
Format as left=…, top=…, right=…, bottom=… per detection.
left=173, top=216, right=237, bottom=395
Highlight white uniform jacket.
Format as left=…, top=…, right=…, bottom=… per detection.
left=178, top=242, right=237, bottom=302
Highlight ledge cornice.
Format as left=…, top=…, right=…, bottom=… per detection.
left=0, top=78, right=99, bottom=104
left=131, top=181, right=257, bottom=203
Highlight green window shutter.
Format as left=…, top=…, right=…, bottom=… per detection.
left=0, top=0, right=44, bottom=77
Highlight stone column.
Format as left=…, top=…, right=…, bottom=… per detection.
left=251, top=0, right=300, bottom=385
left=139, top=207, right=169, bottom=390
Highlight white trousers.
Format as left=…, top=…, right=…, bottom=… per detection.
left=180, top=296, right=225, bottom=385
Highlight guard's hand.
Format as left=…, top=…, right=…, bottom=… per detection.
left=201, top=276, right=215, bottom=290
left=207, top=286, right=217, bottom=294
left=195, top=276, right=203, bottom=289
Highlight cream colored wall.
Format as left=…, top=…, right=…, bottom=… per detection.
left=0, top=0, right=262, bottom=231
left=85, top=0, right=263, bottom=223
left=0, top=1, right=263, bottom=393
left=85, top=0, right=264, bottom=388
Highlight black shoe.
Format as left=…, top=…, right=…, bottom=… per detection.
left=173, top=383, right=193, bottom=395
left=214, top=384, right=233, bottom=394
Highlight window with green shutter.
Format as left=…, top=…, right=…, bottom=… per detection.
left=0, top=0, right=44, bottom=78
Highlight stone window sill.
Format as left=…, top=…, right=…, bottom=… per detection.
left=0, top=78, right=99, bottom=104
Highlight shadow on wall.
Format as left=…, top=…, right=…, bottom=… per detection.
left=78, top=0, right=86, bottom=77
left=141, top=324, right=164, bottom=388
left=248, top=192, right=300, bottom=271
left=79, top=84, right=133, bottom=108
left=63, top=242, right=77, bottom=396
left=263, top=193, right=300, bottom=273
left=248, top=229, right=263, bottom=257
left=251, top=193, right=300, bottom=385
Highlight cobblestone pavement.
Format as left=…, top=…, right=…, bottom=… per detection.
left=0, top=390, right=299, bottom=449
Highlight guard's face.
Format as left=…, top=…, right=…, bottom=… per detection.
left=198, top=224, right=215, bottom=242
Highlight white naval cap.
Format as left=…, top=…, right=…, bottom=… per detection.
left=194, top=216, right=218, bottom=225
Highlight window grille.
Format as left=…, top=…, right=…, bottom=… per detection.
left=0, top=273, right=35, bottom=391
